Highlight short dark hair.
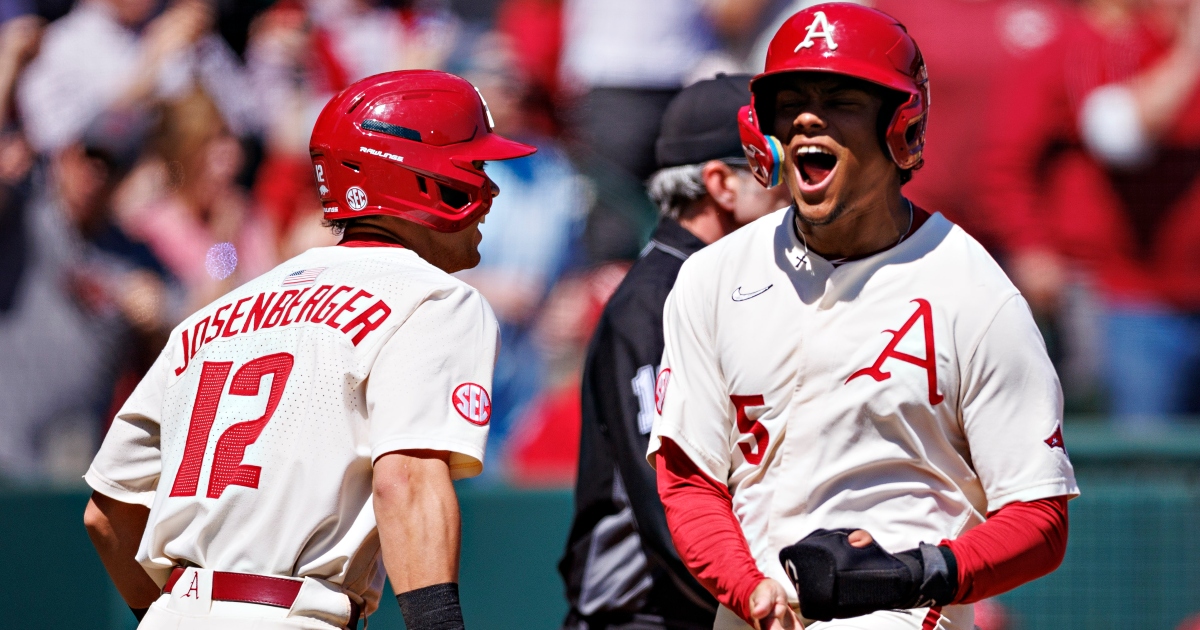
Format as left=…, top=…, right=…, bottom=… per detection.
left=323, top=217, right=354, bottom=235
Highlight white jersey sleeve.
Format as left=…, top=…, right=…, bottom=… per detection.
left=85, top=351, right=169, bottom=507
left=647, top=263, right=733, bottom=482
left=961, top=294, right=1080, bottom=512
left=367, top=285, right=498, bottom=479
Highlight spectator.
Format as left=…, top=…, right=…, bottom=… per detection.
left=874, top=0, right=1064, bottom=251
left=0, top=111, right=175, bottom=482
left=561, top=0, right=719, bottom=181
left=0, top=14, right=42, bottom=312
left=117, top=89, right=276, bottom=311
left=560, top=0, right=727, bottom=261
left=247, top=0, right=462, bottom=249
left=506, top=262, right=627, bottom=486
left=14, top=0, right=255, bottom=155
left=0, top=128, right=32, bottom=313
left=495, top=0, right=564, bottom=135
left=978, top=0, right=1200, bottom=421
left=455, top=32, right=588, bottom=471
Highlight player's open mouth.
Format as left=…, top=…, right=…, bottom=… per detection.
left=795, top=145, right=838, bottom=193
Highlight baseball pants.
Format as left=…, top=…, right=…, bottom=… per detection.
left=137, top=568, right=358, bottom=630
left=138, top=598, right=345, bottom=630
left=713, top=604, right=975, bottom=629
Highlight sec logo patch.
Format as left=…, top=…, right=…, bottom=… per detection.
left=453, top=383, right=491, bottom=426
left=655, top=369, right=671, bottom=414
left=346, top=186, right=368, bottom=211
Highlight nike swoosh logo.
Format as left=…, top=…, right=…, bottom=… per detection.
left=731, top=285, right=773, bottom=302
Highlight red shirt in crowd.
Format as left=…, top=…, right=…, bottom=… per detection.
left=977, top=7, right=1200, bottom=310
left=875, top=0, right=1067, bottom=251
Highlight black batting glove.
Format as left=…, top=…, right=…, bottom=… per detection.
left=778, top=528, right=958, bottom=621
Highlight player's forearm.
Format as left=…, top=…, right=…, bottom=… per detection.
left=656, top=439, right=765, bottom=623
left=82, top=492, right=160, bottom=609
left=945, top=495, right=1069, bottom=604
left=373, top=450, right=461, bottom=593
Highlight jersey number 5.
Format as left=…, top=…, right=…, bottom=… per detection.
left=170, top=352, right=295, bottom=499
left=731, top=395, right=769, bottom=465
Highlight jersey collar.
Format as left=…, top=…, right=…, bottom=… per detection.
left=787, top=201, right=932, bottom=268
left=338, top=233, right=407, bottom=249
left=639, top=218, right=708, bottom=261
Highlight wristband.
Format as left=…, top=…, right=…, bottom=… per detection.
left=896, top=543, right=958, bottom=607
left=395, top=582, right=465, bottom=630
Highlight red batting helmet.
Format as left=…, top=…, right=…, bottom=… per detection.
left=738, top=3, right=930, bottom=188
left=310, top=70, right=536, bottom=232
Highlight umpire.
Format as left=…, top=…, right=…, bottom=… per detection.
left=559, top=74, right=790, bottom=630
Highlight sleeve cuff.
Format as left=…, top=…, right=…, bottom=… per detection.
left=985, top=480, right=1079, bottom=513
left=84, top=467, right=156, bottom=508
left=372, top=437, right=485, bottom=481
left=647, top=422, right=727, bottom=483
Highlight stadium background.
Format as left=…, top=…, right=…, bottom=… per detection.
left=1, top=0, right=1199, bottom=627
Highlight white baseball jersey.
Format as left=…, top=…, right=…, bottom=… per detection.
left=647, top=208, right=1079, bottom=629
left=85, top=243, right=499, bottom=615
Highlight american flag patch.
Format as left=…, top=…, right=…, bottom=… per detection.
left=281, top=267, right=326, bottom=287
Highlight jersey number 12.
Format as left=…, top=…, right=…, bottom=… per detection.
left=169, top=352, right=295, bottom=499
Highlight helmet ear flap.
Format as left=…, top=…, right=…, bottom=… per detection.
left=738, top=105, right=785, bottom=188
left=885, top=91, right=927, bottom=171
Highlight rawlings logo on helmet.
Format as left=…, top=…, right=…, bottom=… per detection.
left=309, top=70, right=536, bottom=232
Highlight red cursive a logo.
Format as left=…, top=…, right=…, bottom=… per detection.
left=846, top=299, right=944, bottom=405
left=452, top=383, right=492, bottom=426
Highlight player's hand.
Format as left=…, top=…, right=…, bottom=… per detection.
left=778, top=528, right=957, bottom=621
left=749, top=578, right=804, bottom=630
left=848, top=529, right=874, bottom=548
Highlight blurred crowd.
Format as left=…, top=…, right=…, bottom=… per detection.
left=2, top=0, right=1200, bottom=485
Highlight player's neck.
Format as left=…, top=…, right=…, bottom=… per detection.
left=678, top=200, right=737, bottom=245
left=795, top=190, right=910, bottom=261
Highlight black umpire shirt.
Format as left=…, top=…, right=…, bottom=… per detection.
left=560, top=219, right=717, bottom=630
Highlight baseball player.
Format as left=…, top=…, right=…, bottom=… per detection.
left=647, top=5, right=1078, bottom=630
left=81, top=70, right=534, bottom=629
left=560, top=74, right=792, bottom=630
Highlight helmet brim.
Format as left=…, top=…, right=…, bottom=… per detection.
left=458, top=132, right=537, bottom=162
left=751, top=63, right=919, bottom=100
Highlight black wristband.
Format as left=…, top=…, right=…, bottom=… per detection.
left=395, top=582, right=465, bottom=630
left=130, top=607, right=148, bottom=622
left=895, top=543, right=958, bottom=608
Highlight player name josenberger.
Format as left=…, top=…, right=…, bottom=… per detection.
left=173, top=284, right=393, bottom=376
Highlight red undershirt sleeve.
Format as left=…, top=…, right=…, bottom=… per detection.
left=656, top=438, right=764, bottom=624
left=658, top=440, right=1068, bottom=613
left=945, top=495, right=1070, bottom=604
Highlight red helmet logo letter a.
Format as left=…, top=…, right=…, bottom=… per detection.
left=796, top=11, right=838, bottom=51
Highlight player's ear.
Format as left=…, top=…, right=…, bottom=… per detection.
left=701, top=160, right=739, bottom=213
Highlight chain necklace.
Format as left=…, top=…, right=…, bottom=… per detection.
left=793, top=199, right=913, bottom=268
